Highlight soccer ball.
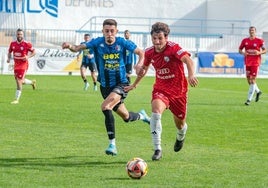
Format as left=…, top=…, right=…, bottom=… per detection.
left=126, top=157, right=148, bottom=179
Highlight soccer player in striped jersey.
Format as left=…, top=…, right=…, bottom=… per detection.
left=125, top=22, right=198, bottom=160
left=77, top=33, right=98, bottom=91
left=7, top=28, right=36, bottom=104
left=62, top=19, right=150, bottom=156
left=124, top=30, right=137, bottom=83
left=239, top=26, right=266, bottom=105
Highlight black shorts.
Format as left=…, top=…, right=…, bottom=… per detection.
left=100, top=84, right=129, bottom=111
left=81, top=62, right=97, bottom=72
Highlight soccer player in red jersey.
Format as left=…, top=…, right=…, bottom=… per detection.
left=7, top=28, right=36, bottom=104
left=125, top=22, right=198, bottom=160
left=239, top=26, right=266, bottom=105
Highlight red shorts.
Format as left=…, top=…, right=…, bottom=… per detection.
left=152, top=90, right=187, bottom=120
left=14, top=69, right=26, bottom=80
left=245, top=66, right=259, bottom=78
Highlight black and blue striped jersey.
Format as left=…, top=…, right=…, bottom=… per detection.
left=86, top=37, right=137, bottom=87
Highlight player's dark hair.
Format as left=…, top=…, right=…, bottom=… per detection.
left=124, top=30, right=129, bottom=34
left=17, top=28, right=23, bottom=32
left=84, top=33, right=90, bottom=37
left=103, top=19, right=117, bottom=27
left=249, top=26, right=256, bottom=31
left=150, top=22, right=170, bottom=37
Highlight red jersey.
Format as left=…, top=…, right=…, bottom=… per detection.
left=8, top=40, right=35, bottom=70
left=239, top=37, right=265, bottom=66
left=144, top=41, right=189, bottom=97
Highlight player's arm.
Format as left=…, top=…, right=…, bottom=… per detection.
left=14, top=49, right=36, bottom=61
left=7, top=52, right=12, bottom=63
left=238, top=41, right=247, bottom=56
left=62, top=42, right=87, bottom=52
left=27, top=49, right=36, bottom=59
left=260, top=46, right=267, bottom=55
left=239, top=48, right=246, bottom=56
left=181, top=54, right=198, bottom=87
left=124, top=47, right=146, bottom=92
left=133, top=47, right=145, bottom=75
left=124, top=64, right=149, bottom=92
left=6, top=44, right=13, bottom=63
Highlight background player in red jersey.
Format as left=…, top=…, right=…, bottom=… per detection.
left=125, top=22, right=198, bottom=160
left=7, top=28, right=36, bottom=104
left=239, top=26, right=266, bottom=105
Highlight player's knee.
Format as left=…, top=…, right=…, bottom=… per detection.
left=101, top=104, right=112, bottom=111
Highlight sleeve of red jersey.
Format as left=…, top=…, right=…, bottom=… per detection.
left=238, top=39, right=245, bottom=50
left=27, top=42, right=35, bottom=52
left=144, top=49, right=151, bottom=67
left=174, top=44, right=190, bottom=60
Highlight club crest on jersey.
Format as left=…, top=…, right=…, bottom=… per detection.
left=20, top=47, right=24, bottom=51
left=164, top=56, right=170, bottom=62
left=115, top=45, right=121, bottom=51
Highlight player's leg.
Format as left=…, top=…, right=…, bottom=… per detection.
left=80, top=64, right=89, bottom=90
left=23, top=78, right=36, bottom=90
left=254, top=67, right=262, bottom=102
left=173, top=116, right=187, bottom=152
left=245, top=66, right=261, bottom=105
left=91, top=71, right=98, bottom=91
left=125, top=63, right=132, bottom=83
left=169, top=95, right=187, bottom=152
left=150, top=97, right=167, bottom=161
left=115, top=104, right=150, bottom=124
left=89, top=63, right=98, bottom=91
left=11, top=70, right=25, bottom=104
left=112, top=85, right=150, bottom=124
left=101, top=88, right=122, bottom=156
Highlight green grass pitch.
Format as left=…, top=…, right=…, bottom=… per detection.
left=0, top=75, right=267, bottom=188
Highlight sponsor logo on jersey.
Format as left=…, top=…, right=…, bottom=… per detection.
left=103, top=53, right=120, bottom=60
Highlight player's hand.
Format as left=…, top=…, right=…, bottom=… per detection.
left=254, top=50, right=261, bottom=55
left=124, top=85, right=136, bottom=92
left=188, top=76, right=198, bottom=87
left=8, top=61, right=14, bottom=70
left=135, top=65, right=146, bottom=77
left=62, top=42, right=70, bottom=49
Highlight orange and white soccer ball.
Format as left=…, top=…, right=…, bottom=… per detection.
left=126, top=157, right=148, bottom=179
